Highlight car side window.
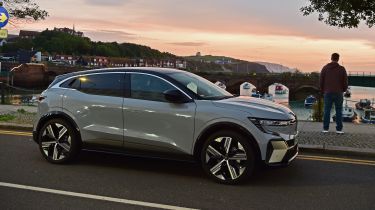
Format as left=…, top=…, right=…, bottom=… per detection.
left=75, top=73, right=125, bottom=97
left=60, top=78, right=76, bottom=88
left=130, top=73, right=176, bottom=102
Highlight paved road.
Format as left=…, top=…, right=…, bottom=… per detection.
left=0, top=132, right=375, bottom=210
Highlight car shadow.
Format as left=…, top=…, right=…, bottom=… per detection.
left=71, top=150, right=375, bottom=187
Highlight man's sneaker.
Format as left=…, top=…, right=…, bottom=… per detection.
left=336, top=130, right=344, bottom=134
left=322, top=130, right=329, bottom=133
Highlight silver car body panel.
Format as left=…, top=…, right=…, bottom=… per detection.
left=62, top=89, right=124, bottom=147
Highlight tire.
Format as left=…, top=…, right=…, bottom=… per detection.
left=38, top=118, right=80, bottom=164
left=200, top=130, right=255, bottom=184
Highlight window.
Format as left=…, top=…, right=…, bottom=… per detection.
left=168, top=72, right=232, bottom=100
left=67, top=73, right=124, bottom=97
left=60, top=78, right=76, bottom=88
left=130, top=73, right=176, bottom=102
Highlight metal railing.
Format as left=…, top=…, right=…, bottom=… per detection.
left=348, top=71, right=374, bottom=77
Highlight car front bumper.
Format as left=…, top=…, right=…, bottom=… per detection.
left=265, top=138, right=299, bottom=166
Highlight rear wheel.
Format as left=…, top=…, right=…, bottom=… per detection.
left=38, top=118, right=80, bottom=164
left=200, top=130, right=255, bottom=184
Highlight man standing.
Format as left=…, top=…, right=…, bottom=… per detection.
left=320, top=53, right=348, bottom=134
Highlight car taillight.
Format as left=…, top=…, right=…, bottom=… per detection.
left=38, top=96, right=46, bottom=102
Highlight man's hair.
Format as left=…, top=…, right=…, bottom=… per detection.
left=331, top=53, right=340, bottom=62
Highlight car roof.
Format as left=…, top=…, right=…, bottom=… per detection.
left=49, top=67, right=186, bottom=89
left=65, top=67, right=184, bottom=77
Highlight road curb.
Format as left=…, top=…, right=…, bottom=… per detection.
left=299, top=144, right=375, bottom=158
left=0, top=123, right=33, bottom=132
left=1, top=123, right=375, bottom=158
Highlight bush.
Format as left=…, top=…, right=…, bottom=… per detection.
left=0, top=114, right=16, bottom=122
left=312, top=98, right=324, bottom=122
left=17, top=109, right=27, bottom=114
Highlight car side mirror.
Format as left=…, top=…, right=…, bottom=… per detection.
left=163, top=89, right=190, bottom=104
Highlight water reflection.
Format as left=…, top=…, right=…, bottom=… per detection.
left=287, top=86, right=375, bottom=123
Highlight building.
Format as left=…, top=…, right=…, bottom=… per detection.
left=54, top=55, right=80, bottom=65
left=19, top=30, right=40, bottom=39
left=53, top=27, right=84, bottom=37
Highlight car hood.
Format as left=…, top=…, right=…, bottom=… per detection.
left=213, top=96, right=294, bottom=120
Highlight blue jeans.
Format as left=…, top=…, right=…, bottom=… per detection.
left=323, top=93, right=343, bottom=131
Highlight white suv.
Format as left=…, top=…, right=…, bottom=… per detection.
left=33, top=68, right=298, bottom=184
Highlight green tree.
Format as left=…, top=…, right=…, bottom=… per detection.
left=3, top=0, right=48, bottom=21
left=301, top=0, right=375, bottom=28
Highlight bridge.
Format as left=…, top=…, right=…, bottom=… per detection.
left=0, top=61, right=373, bottom=100
left=348, top=71, right=375, bottom=88
left=197, top=72, right=320, bottom=100
left=197, top=71, right=374, bottom=100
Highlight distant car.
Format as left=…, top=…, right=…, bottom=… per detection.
left=33, top=68, right=298, bottom=184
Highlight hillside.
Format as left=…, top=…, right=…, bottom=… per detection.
left=1, top=30, right=176, bottom=59
left=185, top=55, right=269, bottom=73
left=256, top=62, right=296, bottom=73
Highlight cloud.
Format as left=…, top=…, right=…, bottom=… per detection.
left=97, top=29, right=136, bottom=36
left=84, top=0, right=128, bottom=6
left=168, top=42, right=207, bottom=47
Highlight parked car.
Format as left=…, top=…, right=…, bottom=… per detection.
left=33, top=68, right=298, bottom=184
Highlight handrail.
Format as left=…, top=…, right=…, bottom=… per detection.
left=348, top=71, right=374, bottom=77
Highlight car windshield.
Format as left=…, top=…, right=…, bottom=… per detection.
left=168, top=72, right=233, bottom=100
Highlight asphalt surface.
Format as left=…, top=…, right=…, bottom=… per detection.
left=1, top=132, right=375, bottom=210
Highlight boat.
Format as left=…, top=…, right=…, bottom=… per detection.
left=344, top=87, right=351, bottom=98
left=214, top=81, right=226, bottom=90
left=262, top=93, right=274, bottom=101
left=304, top=95, right=317, bottom=107
left=355, top=99, right=372, bottom=110
left=251, top=92, right=262, bottom=98
left=333, top=101, right=357, bottom=122
left=361, top=109, right=375, bottom=124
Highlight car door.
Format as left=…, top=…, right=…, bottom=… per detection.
left=123, top=72, right=196, bottom=154
left=62, top=73, right=125, bottom=148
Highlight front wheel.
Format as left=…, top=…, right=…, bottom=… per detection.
left=38, top=118, right=80, bottom=164
left=201, top=130, right=255, bottom=184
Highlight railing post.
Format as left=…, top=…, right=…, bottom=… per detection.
left=1, top=82, right=5, bottom=104
left=317, top=92, right=322, bottom=122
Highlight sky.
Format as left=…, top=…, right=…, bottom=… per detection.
left=5, top=0, right=375, bottom=72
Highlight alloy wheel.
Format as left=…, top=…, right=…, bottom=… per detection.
left=40, top=123, right=72, bottom=161
left=205, top=137, right=248, bottom=181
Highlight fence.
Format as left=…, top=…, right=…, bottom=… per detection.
left=348, top=71, right=374, bottom=77
left=0, top=82, right=42, bottom=105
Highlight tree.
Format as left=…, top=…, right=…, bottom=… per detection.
left=2, top=0, right=48, bottom=22
left=301, top=0, right=375, bottom=28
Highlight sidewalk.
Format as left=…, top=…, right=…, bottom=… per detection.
left=1, top=105, right=374, bottom=156
left=0, top=105, right=37, bottom=114
left=298, top=121, right=375, bottom=156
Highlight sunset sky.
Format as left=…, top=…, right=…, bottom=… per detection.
left=6, top=0, right=375, bottom=72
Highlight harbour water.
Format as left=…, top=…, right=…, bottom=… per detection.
left=288, top=86, right=375, bottom=122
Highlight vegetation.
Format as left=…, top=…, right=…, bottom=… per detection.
left=312, top=98, right=324, bottom=122
left=17, top=108, right=27, bottom=114
left=1, top=30, right=177, bottom=59
left=301, top=0, right=375, bottom=28
left=3, top=0, right=48, bottom=21
left=185, top=55, right=269, bottom=73
left=0, top=114, right=16, bottom=122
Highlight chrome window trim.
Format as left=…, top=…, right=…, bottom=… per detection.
left=51, top=71, right=192, bottom=100
left=52, top=72, right=127, bottom=90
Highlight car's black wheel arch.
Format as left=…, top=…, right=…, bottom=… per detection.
left=35, top=111, right=82, bottom=146
left=193, top=122, right=261, bottom=162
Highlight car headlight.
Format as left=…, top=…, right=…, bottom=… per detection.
left=248, top=117, right=293, bottom=135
